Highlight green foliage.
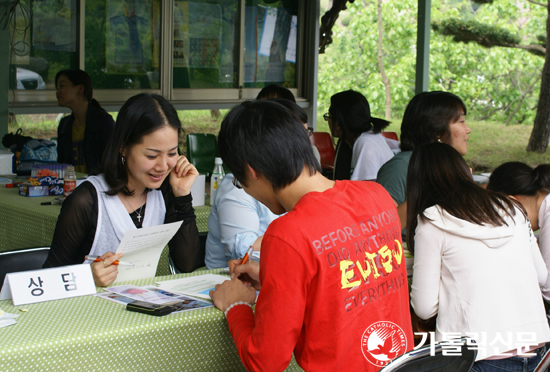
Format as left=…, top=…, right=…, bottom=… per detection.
left=432, top=18, right=521, bottom=47
left=318, top=0, right=545, bottom=131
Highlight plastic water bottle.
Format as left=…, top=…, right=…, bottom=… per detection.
left=63, top=165, right=76, bottom=197
left=210, top=157, right=225, bottom=203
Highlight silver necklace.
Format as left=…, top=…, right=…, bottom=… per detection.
left=122, top=194, right=146, bottom=222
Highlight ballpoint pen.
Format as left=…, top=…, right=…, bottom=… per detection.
left=85, top=255, right=134, bottom=267
left=240, top=246, right=254, bottom=265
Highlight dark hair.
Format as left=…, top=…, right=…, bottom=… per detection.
left=267, top=98, right=308, bottom=124
left=218, top=100, right=320, bottom=191
left=101, top=93, right=183, bottom=196
left=256, top=84, right=296, bottom=103
left=406, top=142, right=519, bottom=253
left=329, top=90, right=390, bottom=143
left=55, top=69, right=102, bottom=108
left=400, top=91, right=467, bottom=152
left=487, top=162, right=550, bottom=196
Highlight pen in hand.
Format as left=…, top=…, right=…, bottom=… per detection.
left=240, top=246, right=254, bottom=266
left=85, top=255, right=134, bottom=267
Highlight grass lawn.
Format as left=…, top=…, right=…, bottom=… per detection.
left=8, top=111, right=550, bottom=173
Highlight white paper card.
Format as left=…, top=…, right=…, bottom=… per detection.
left=0, top=264, right=96, bottom=306
left=114, top=221, right=183, bottom=283
left=285, top=15, right=297, bottom=63
left=156, top=274, right=230, bottom=300
left=258, top=7, right=278, bottom=57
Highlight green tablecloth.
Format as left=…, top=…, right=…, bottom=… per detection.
left=0, top=185, right=211, bottom=253
left=0, top=270, right=303, bottom=372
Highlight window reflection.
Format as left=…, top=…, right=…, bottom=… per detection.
left=244, top=0, right=297, bottom=88
left=173, top=0, right=238, bottom=89
left=9, top=0, right=78, bottom=90
left=85, top=0, right=161, bottom=89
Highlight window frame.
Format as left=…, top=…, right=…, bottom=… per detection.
left=8, top=0, right=318, bottom=123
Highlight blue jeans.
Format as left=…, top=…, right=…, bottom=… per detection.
left=470, top=346, right=547, bottom=372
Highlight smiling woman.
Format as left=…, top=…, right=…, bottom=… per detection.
left=43, top=93, right=204, bottom=286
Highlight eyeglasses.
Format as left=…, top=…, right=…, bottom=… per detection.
left=307, top=127, right=313, bottom=136
left=232, top=176, right=243, bottom=189
left=323, top=113, right=332, bottom=121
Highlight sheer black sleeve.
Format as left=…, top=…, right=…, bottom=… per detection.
left=43, top=182, right=98, bottom=267
left=161, top=182, right=204, bottom=272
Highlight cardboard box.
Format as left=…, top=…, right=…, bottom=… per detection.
left=0, top=150, right=14, bottom=175
left=18, top=177, right=64, bottom=196
left=19, top=184, right=50, bottom=197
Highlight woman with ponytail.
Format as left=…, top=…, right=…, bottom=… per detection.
left=55, top=69, right=115, bottom=175
left=487, top=162, right=550, bottom=302
left=325, top=89, right=393, bottom=180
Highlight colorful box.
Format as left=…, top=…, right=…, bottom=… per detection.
left=19, top=176, right=64, bottom=197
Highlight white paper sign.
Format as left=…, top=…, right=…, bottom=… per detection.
left=258, top=7, right=278, bottom=57
left=285, top=15, right=297, bottom=63
left=0, top=264, right=96, bottom=306
left=114, top=221, right=183, bottom=283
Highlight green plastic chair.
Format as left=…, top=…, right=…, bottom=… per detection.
left=186, top=133, right=218, bottom=178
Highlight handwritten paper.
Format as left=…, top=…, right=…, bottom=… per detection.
left=114, top=221, right=183, bottom=283
left=156, top=274, right=230, bottom=300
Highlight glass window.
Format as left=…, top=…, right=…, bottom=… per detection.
left=8, top=0, right=78, bottom=90
left=243, top=0, right=298, bottom=88
left=85, top=0, right=161, bottom=89
left=172, top=0, right=238, bottom=89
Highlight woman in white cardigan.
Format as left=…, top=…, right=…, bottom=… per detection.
left=407, top=143, right=550, bottom=372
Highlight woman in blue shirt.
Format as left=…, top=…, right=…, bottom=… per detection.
left=205, top=174, right=278, bottom=269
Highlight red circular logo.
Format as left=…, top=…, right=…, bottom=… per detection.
left=361, top=321, right=408, bottom=367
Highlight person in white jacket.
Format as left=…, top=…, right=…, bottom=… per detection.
left=407, top=143, right=550, bottom=371
left=487, top=162, right=550, bottom=303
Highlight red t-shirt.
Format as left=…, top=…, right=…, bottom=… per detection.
left=226, top=181, right=413, bottom=371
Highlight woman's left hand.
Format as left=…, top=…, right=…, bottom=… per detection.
left=170, top=155, right=199, bottom=197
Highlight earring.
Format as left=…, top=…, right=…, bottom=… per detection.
left=121, top=156, right=126, bottom=165
left=437, top=138, right=442, bottom=143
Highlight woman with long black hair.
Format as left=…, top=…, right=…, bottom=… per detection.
left=407, top=143, right=550, bottom=371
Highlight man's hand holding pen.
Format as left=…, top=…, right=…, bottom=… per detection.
left=229, top=260, right=261, bottom=291
left=209, top=247, right=260, bottom=312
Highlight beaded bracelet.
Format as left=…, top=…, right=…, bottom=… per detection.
left=224, top=301, right=252, bottom=318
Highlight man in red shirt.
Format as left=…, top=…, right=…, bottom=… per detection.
left=210, top=100, right=413, bottom=371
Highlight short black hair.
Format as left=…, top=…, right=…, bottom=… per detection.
left=218, top=100, right=320, bottom=191
left=329, top=90, right=390, bottom=143
left=101, top=93, right=182, bottom=196
left=400, top=91, right=467, bottom=152
left=267, top=98, right=308, bottom=124
left=256, top=84, right=296, bottom=103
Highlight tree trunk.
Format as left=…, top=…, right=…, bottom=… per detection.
left=377, top=0, right=391, bottom=120
left=527, top=0, right=550, bottom=152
